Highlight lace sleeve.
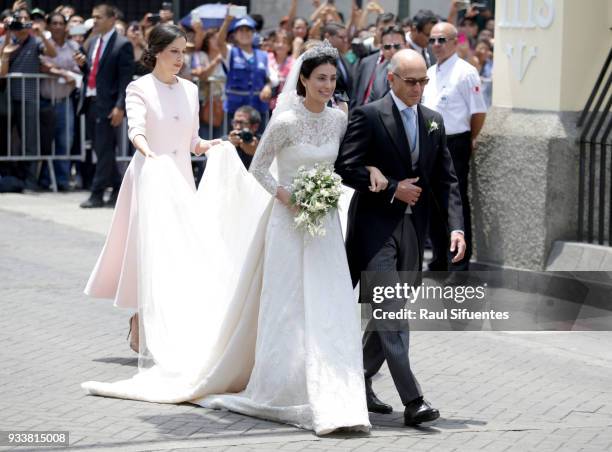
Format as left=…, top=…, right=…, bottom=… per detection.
left=249, top=117, right=287, bottom=195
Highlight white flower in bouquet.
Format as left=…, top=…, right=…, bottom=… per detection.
left=290, top=163, right=343, bottom=237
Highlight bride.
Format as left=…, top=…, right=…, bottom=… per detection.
left=83, top=39, right=388, bottom=435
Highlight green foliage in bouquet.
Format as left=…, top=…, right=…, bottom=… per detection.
left=290, top=163, right=343, bottom=237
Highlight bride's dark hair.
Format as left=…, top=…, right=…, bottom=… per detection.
left=142, top=24, right=187, bottom=70
left=296, top=54, right=337, bottom=97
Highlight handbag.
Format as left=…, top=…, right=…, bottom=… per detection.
left=200, top=96, right=224, bottom=128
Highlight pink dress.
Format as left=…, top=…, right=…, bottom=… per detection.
left=84, top=74, right=201, bottom=309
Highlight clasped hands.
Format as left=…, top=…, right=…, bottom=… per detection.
left=372, top=169, right=467, bottom=263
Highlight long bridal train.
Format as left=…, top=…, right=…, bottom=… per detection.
left=82, top=143, right=271, bottom=402
left=81, top=143, right=368, bottom=435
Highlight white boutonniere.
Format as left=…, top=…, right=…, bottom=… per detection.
left=427, top=120, right=439, bottom=134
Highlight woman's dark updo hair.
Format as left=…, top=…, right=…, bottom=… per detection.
left=296, top=54, right=337, bottom=97
left=141, top=24, right=187, bottom=70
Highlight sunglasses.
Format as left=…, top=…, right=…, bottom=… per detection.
left=382, top=43, right=403, bottom=51
left=428, top=37, right=453, bottom=45
left=392, top=73, right=430, bottom=87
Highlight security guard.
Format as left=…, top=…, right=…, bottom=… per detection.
left=218, top=13, right=272, bottom=127
left=422, top=22, right=487, bottom=271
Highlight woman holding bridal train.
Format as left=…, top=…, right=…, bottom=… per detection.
left=83, top=39, right=387, bottom=435
left=83, top=24, right=220, bottom=348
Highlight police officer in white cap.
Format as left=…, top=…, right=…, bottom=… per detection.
left=422, top=22, right=486, bottom=271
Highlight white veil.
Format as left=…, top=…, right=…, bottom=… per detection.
left=254, top=40, right=341, bottom=184
left=253, top=52, right=306, bottom=181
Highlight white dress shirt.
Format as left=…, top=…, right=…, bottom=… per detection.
left=86, top=29, right=116, bottom=98
left=422, top=53, right=487, bottom=135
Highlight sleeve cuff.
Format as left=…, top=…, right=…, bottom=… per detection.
left=128, top=130, right=145, bottom=143
left=190, top=138, right=200, bottom=155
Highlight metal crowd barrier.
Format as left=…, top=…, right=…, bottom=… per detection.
left=0, top=72, right=86, bottom=192
left=2, top=73, right=272, bottom=188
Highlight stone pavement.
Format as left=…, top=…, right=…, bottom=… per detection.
left=1, top=191, right=612, bottom=451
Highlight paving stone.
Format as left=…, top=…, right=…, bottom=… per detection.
left=1, top=193, right=612, bottom=451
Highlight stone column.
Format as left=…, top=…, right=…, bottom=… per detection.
left=472, top=0, right=612, bottom=270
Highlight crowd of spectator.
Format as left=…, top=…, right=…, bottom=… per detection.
left=0, top=0, right=495, bottom=194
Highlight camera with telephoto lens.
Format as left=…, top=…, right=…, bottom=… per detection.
left=7, top=14, right=32, bottom=31
left=239, top=128, right=254, bottom=144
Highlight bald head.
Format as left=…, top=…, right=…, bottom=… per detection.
left=388, top=49, right=427, bottom=74
left=431, top=22, right=458, bottom=38
left=430, top=21, right=458, bottom=64
left=387, top=49, right=428, bottom=106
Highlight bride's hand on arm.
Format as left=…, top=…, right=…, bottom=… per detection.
left=133, top=135, right=157, bottom=158
left=366, top=166, right=388, bottom=192
left=194, top=138, right=223, bottom=156
left=276, top=186, right=299, bottom=215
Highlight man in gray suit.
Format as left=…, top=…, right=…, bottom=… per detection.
left=367, top=26, right=407, bottom=104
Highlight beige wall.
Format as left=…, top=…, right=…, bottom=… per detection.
left=493, top=0, right=611, bottom=111
left=560, top=0, right=611, bottom=111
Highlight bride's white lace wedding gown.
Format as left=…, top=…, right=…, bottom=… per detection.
left=82, top=99, right=369, bottom=435
left=197, top=101, right=369, bottom=434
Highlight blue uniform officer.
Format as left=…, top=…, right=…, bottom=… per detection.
left=218, top=12, right=272, bottom=127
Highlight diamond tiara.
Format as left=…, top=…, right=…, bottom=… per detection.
left=302, top=40, right=339, bottom=62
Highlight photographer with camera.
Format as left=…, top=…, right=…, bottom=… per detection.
left=0, top=7, right=57, bottom=191
left=227, top=105, right=261, bottom=170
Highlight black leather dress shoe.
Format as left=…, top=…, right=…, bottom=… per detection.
left=365, top=379, right=393, bottom=414
left=404, top=398, right=440, bottom=426
left=367, top=392, right=393, bottom=414
left=80, top=197, right=105, bottom=208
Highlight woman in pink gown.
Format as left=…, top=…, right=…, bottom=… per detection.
left=84, top=24, right=220, bottom=348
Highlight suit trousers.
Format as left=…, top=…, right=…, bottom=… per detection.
left=362, top=214, right=423, bottom=405
left=88, top=98, right=121, bottom=199
left=429, top=131, right=472, bottom=271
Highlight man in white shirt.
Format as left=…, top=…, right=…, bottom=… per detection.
left=422, top=22, right=487, bottom=271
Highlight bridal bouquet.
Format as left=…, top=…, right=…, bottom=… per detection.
left=290, top=163, right=343, bottom=237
